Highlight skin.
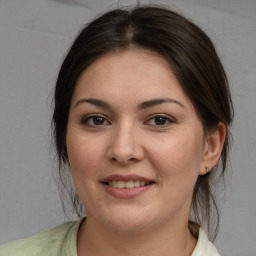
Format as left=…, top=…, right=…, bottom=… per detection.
left=66, top=49, right=226, bottom=256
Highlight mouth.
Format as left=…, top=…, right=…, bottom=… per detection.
left=100, top=175, right=155, bottom=198
left=103, top=180, right=154, bottom=189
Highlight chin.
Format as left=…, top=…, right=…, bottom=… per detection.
left=96, top=207, right=157, bottom=234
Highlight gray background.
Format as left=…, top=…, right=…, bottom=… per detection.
left=0, top=0, right=255, bottom=255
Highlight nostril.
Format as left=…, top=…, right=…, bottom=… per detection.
left=110, top=157, right=138, bottom=164
left=128, top=157, right=138, bottom=162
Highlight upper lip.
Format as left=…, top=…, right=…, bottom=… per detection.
left=100, top=174, right=154, bottom=183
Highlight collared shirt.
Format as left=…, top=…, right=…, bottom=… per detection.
left=0, top=219, right=220, bottom=256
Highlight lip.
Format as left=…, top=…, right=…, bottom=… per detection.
left=100, top=174, right=153, bottom=183
left=100, top=174, right=155, bottom=199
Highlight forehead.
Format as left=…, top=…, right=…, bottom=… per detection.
left=72, top=49, right=189, bottom=103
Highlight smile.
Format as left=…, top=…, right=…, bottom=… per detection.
left=101, top=175, right=155, bottom=198
left=107, top=180, right=152, bottom=189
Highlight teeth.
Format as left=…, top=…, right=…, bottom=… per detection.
left=112, top=180, right=118, bottom=187
left=107, top=180, right=151, bottom=188
left=140, top=181, right=145, bottom=186
left=117, top=180, right=125, bottom=188
left=125, top=180, right=134, bottom=189
left=134, top=180, right=140, bottom=187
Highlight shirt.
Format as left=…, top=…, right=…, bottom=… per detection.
left=0, top=219, right=220, bottom=256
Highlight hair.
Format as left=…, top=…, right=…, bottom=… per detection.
left=52, top=5, right=233, bottom=241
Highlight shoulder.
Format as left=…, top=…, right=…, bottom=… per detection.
left=192, top=228, right=220, bottom=256
left=0, top=219, right=82, bottom=256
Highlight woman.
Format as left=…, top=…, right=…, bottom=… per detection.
left=0, top=5, right=233, bottom=256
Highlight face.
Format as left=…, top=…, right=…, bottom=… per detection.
left=66, top=50, right=209, bottom=233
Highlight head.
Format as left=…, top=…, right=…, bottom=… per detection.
left=52, top=6, right=233, bottom=240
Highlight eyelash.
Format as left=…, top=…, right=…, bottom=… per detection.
left=81, top=114, right=174, bottom=128
left=81, top=114, right=110, bottom=126
left=145, top=115, right=174, bottom=127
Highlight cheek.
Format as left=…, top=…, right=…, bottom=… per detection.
left=66, top=132, right=106, bottom=203
left=66, top=132, right=106, bottom=190
left=149, top=133, right=204, bottom=184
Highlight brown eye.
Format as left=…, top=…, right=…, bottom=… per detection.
left=154, top=117, right=168, bottom=125
left=146, top=115, right=174, bottom=127
left=92, top=116, right=105, bottom=125
left=82, top=115, right=110, bottom=126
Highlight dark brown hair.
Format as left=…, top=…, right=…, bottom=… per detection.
left=52, top=6, right=233, bottom=241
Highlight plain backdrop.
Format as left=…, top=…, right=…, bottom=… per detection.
left=0, top=0, right=256, bottom=255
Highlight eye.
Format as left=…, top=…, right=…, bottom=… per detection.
left=146, top=115, right=174, bottom=127
left=81, top=115, right=110, bottom=126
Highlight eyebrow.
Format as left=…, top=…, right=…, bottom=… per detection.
left=138, top=98, right=185, bottom=110
left=74, top=98, right=185, bottom=110
left=74, top=98, right=112, bottom=110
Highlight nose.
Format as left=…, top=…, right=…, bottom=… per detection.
left=107, top=122, right=144, bottom=165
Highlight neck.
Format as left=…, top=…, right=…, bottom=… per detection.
left=77, top=216, right=197, bottom=256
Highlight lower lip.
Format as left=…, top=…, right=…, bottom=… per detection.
left=102, top=183, right=153, bottom=199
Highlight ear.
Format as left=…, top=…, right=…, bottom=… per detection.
left=199, top=122, right=226, bottom=175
